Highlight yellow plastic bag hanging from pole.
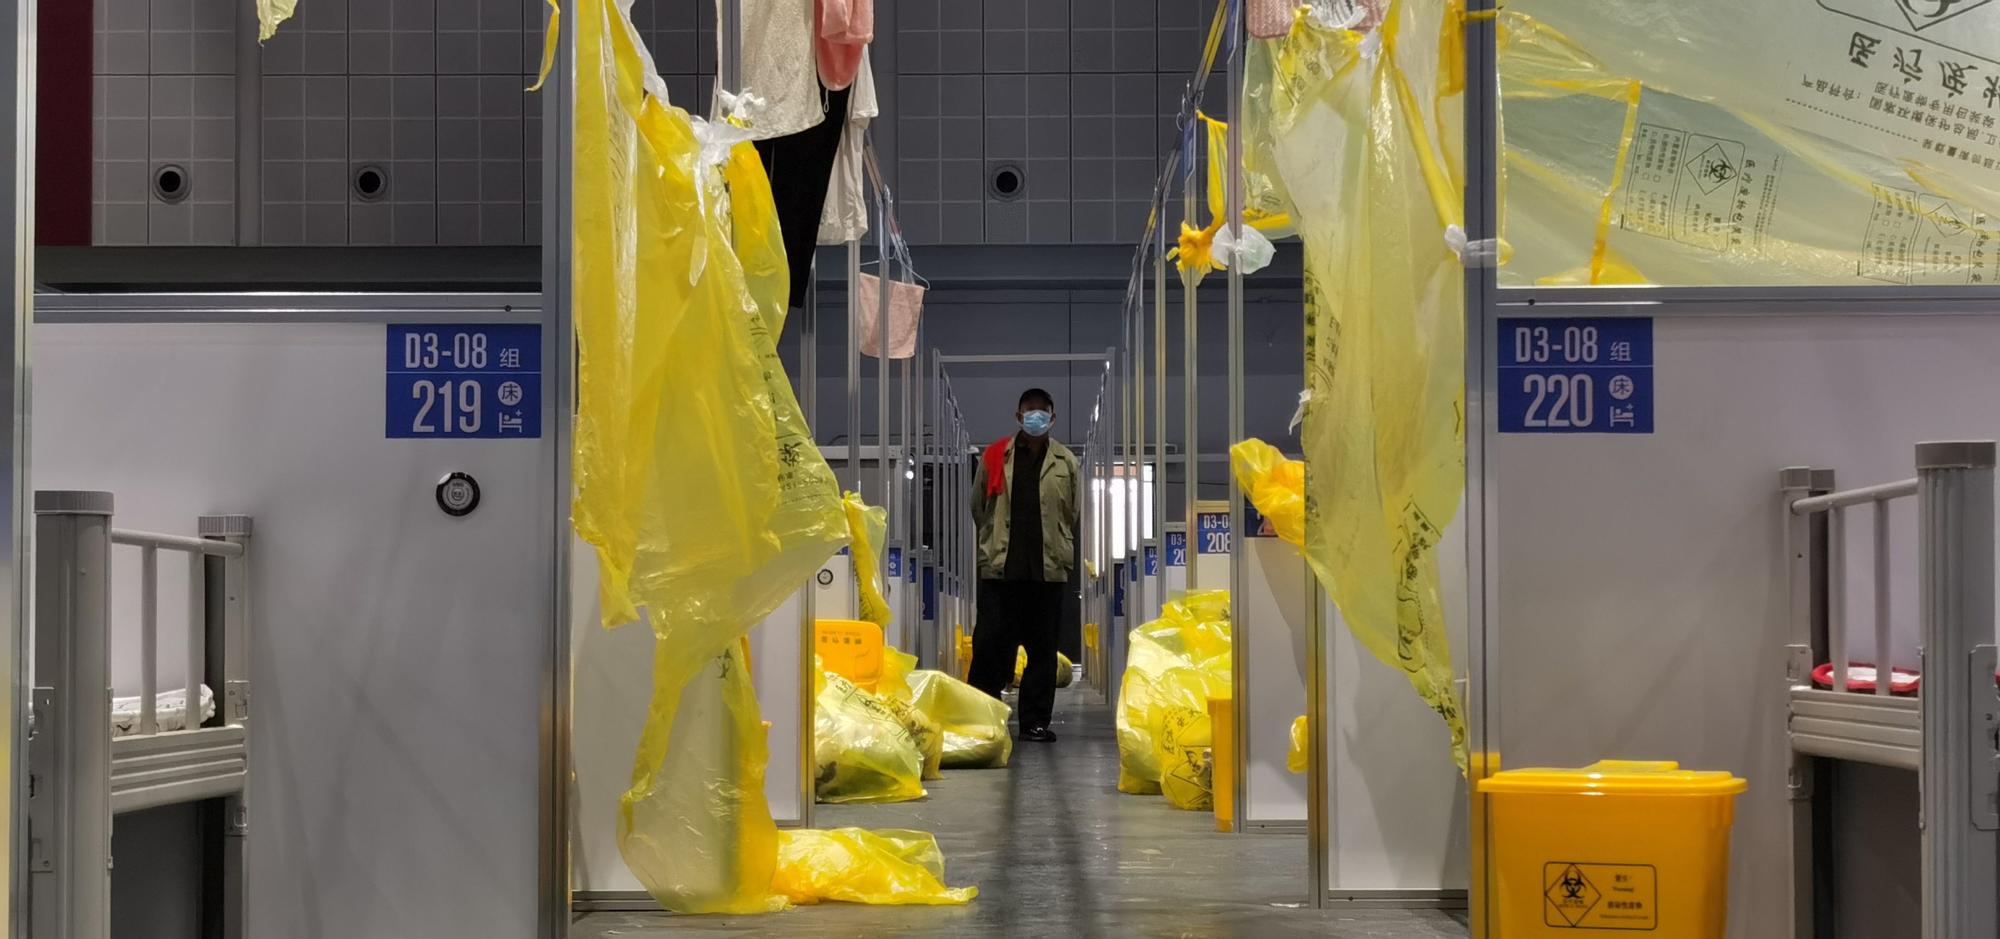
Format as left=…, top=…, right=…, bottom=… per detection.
left=1254, top=5, right=1469, bottom=771
left=255, top=0, right=299, bottom=40
left=1229, top=439, right=1306, bottom=549
left=569, top=0, right=850, bottom=912
left=844, top=493, right=894, bottom=627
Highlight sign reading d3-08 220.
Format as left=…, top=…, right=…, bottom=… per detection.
left=1498, top=317, right=1654, bottom=434
left=387, top=325, right=542, bottom=439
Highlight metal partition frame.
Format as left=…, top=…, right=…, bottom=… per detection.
left=4, top=0, right=28, bottom=930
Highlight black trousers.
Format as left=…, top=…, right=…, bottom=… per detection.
left=968, top=579, right=1064, bottom=730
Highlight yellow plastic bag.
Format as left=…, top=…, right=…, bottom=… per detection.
left=1229, top=439, right=1306, bottom=548
left=814, top=669, right=927, bottom=804
left=1287, top=715, right=1308, bottom=775
left=1116, top=591, right=1232, bottom=795
left=570, top=0, right=858, bottom=911
left=1254, top=7, right=1468, bottom=771
left=877, top=649, right=944, bottom=780
left=773, top=829, right=977, bottom=906
left=843, top=493, right=894, bottom=628
left=256, top=0, right=299, bottom=40
left=907, top=669, right=1014, bottom=769
left=1498, top=1, right=2000, bottom=287
left=1158, top=707, right=1216, bottom=811
left=1011, top=648, right=1077, bottom=689
left=1175, top=111, right=1296, bottom=280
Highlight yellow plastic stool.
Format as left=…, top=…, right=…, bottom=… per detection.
left=1477, top=760, right=1746, bottom=937
left=1208, top=695, right=1234, bottom=833
left=815, top=619, right=885, bottom=692
left=954, top=629, right=973, bottom=682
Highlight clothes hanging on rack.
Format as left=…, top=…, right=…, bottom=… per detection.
left=736, top=0, right=826, bottom=139
left=755, top=82, right=851, bottom=308
left=814, top=0, right=873, bottom=91
left=817, top=50, right=878, bottom=245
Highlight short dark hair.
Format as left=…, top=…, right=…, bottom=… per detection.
left=1018, top=388, right=1055, bottom=411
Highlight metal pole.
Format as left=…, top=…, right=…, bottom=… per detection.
left=1153, top=213, right=1169, bottom=617
left=1181, top=138, right=1200, bottom=592
left=1223, top=0, right=1249, bottom=837
left=875, top=190, right=893, bottom=643
left=537, top=6, right=576, bottom=932
left=31, top=492, right=115, bottom=939
left=846, top=240, right=862, bottom=498
left=1306, top=578, right=1330, bottom=907
left=797, top=260, right=819, bottom=828
left=1914, top=440, right=1999, bottom=939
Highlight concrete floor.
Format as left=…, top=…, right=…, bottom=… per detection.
left=573, top=684, right=1469, bottom=938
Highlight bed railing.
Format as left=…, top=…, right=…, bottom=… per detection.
left=109, top=527, right=244, bottom=736
left=29, top=491, right=252, bottom=939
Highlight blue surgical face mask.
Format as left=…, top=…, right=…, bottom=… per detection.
left=1021, top=410, right=1054, bottom=437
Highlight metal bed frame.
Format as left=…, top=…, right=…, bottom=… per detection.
left=28, top=490, right=252, bottom=939
left=1781, top=441, right=1998, bottom=938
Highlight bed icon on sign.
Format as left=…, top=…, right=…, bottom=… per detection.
left=500, top=413, right=526, bottom=434
left=1610, top=406, right=1636, bottom=429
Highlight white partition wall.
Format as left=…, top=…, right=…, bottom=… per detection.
left=1470, top=307, right=2000, bottom=936
left=1319, top=520, right=1470, bottom=901
left=31, top=307, right=555, bottom=938
left=1241, top=537, right=1308, bottom=828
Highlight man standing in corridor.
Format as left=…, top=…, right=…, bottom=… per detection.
left=968, top=388, right=1079, bottom=742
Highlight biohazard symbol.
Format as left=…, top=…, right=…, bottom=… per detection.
left=1896, top=0, right=1996, bottom=31
left=1545, top=863, right=1601, bottom=927
left=1686, top=143, right=1738, bottom=195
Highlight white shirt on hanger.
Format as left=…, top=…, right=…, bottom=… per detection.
left=818, top=49, right=879, bottom=245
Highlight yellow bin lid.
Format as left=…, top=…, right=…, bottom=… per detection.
left=1477, top=760, right=1747, bottom=796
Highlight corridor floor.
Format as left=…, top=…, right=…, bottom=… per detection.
left=572, top=683, right=1470, bottom=938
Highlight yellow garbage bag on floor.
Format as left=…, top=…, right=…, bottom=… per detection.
left=815, top=668, right=927, bottom=804
left=1230, top=439, right=1306, bottom=549
left=1253, top=6, right=1467, bottom=771
left=907, top=669, right=1014, bottom=769
left=1158, top=702, right=1217, bottom=811
left=1012, top=648, right=1076, bottom=689
left=1116, top=591, right=1232, bottom=795
left=774, top=829, right=977, bottom=906
left=878, top=649, right=944, bottom=780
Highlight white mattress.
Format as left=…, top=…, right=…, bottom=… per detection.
left=111, top=684, right=215, bottom=737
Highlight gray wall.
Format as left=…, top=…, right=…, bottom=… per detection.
left=87, top=0, right=1220, bottom=248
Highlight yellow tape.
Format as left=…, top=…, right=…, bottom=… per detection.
left=1587, top=80, right=1642, bottom=285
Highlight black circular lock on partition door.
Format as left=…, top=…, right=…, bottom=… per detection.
left=817, top=569, right=836, bottom=587
left=436, top=472, right=481, bottom=517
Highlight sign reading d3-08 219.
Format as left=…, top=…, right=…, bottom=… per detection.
left=387, top=325, right=542, bottom=439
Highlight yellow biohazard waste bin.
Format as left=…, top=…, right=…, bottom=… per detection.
left=815, top=619, right=885, bottom=692
left=1477, top=760, right=1747, bottom=938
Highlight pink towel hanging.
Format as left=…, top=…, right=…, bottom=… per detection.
left=815, top=0, right=871, bottom=90
left=855, top=272, right=925, bottom=360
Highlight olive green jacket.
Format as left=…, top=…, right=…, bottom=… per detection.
left=972, top=436, right=1079, bottom=582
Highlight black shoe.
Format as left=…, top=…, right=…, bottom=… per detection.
left=1021, top=726, right=1057, bottom=743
